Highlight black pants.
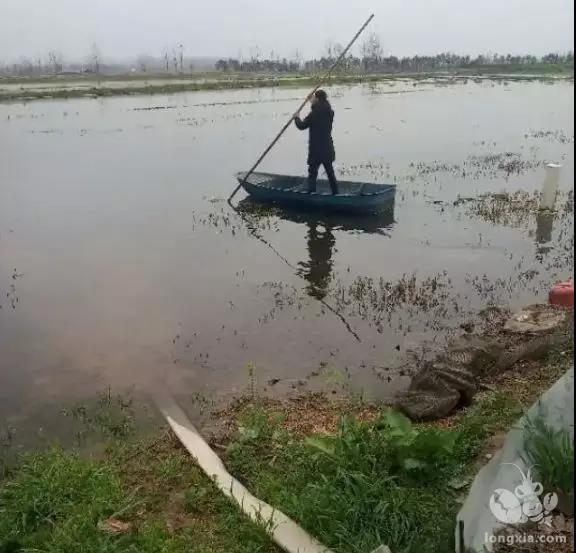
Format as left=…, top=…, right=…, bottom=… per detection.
left=308, top=161, right=338, bottom=194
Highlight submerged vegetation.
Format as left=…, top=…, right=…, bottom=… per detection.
left=340, top=151, right=551, bottom=182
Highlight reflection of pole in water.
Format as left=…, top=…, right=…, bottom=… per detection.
left=231, top=201, right=360, bottom=341
left=298, top=222, right=335, bottom=301
left=536, top=211, right=554, bottom=245
left=536, top=163, right=561, bottom=254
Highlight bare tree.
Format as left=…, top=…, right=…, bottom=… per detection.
left=171, top=49, right=179, bottom=73
left=136, top=54, right=152, bottom=72
left=48, top=51, right=56, bottom=72
left=47, top=51, right=63, bottom=74
left=179, top=44, right=184, bottom=73
left=294, top=49, right=303, bottom=68
left=333, top=43, right=344, bottom=58
left=90, top=43, right=101, bottom=74
left=361, top=33, right=384, bottom=71
left=249, top=45, right=261, bottom=63
left=329, top=43, right=349, bottom=72
left=324, top=41, right=335, bottom=61
left=163, top=51, right=169, bottom=72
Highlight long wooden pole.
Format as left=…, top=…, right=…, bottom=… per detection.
left=228, top=13, right=375, bottom=202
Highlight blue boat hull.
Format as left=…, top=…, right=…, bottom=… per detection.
left=237, top=172, right=396, bottom=214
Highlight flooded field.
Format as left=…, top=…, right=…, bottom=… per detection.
left=0, top=79, right=573, bottom=446
left=0, top=75, right=223, bottom=98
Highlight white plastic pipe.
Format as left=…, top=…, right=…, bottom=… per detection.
left=540, top=163, right=562, bottom=211
left=157, top=394, right=334, bottom=553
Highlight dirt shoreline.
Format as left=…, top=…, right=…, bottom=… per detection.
left=1, top=69, right=573, bottom=103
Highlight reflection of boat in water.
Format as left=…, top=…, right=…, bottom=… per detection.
left=237, top=172, right=396, bottom=214
left=238, top=197, right=395, bottom=300
left=238, top=197, right=395, bottom=235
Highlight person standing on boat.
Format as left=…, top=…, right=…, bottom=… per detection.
left=293, top=90, right=339, bottom=195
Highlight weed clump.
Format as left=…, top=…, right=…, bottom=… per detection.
left=226, top=407, right=468, bottom=552
left=523, top=415, right=574, bottom=515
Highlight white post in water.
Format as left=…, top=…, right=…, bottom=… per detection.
left=540, top=163, right=562, bottom=211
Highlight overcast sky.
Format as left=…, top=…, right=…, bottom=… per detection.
left=1, top=0, right=574, bottom=63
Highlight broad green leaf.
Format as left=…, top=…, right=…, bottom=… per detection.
left=305, top=436, right=336, bottom=457
left=403, top=458, right=428, bottom=471
left=379, top=409, right=416, bottom=447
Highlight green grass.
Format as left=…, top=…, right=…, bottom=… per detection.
left=523, top=415, right=574, bottom=504
left=0, top=390, right=556, bottom=553
left=223, top=397, right=527, bottom=553
left=223, top=359, right=573, bottom=553
left=0, top=448, right=124, bottom=551
left=0, top=437, right=280, bottom=553
left=1, top=346, right=571, bottom=553
left=450, top=391, right=526, bottom=461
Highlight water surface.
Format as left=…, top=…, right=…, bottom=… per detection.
left=0, top=79, right=573, bottom=444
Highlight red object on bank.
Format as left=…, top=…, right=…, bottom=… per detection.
left=549, top=280, right=574, bottom=308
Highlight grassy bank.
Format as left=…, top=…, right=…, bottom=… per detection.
left=0, top=433, right=281, bottom=552
left=1, top=65, right=573, bottom=103
left=220, top=346, right=572, bottom=553
left=0, top=342, right=572, bottom=553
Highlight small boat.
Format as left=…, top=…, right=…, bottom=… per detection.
left=236, top=172, right=396, bottom=213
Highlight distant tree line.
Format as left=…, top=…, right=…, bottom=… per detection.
left=0, top=42, right=104, bottom=77
left=0, top=33, right=573, bottom=77
left=0, top=42, right=193, bottom=77
left=215, top=51, right=575, bottom=74
left=213, top=33, right=573, bottom=74
left=215, top=58, right=302, bottom=73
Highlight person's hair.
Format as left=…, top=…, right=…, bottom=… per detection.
left=314, top=89, right=328, bottom=102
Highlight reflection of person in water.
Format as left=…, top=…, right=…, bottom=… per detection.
left=298, top=221, right=335, bottom=300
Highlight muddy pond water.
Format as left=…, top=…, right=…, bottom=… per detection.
left=0, top=78, right=574, bottom=446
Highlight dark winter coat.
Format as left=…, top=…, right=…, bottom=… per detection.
left=294, top=101, right=335, bottom=164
